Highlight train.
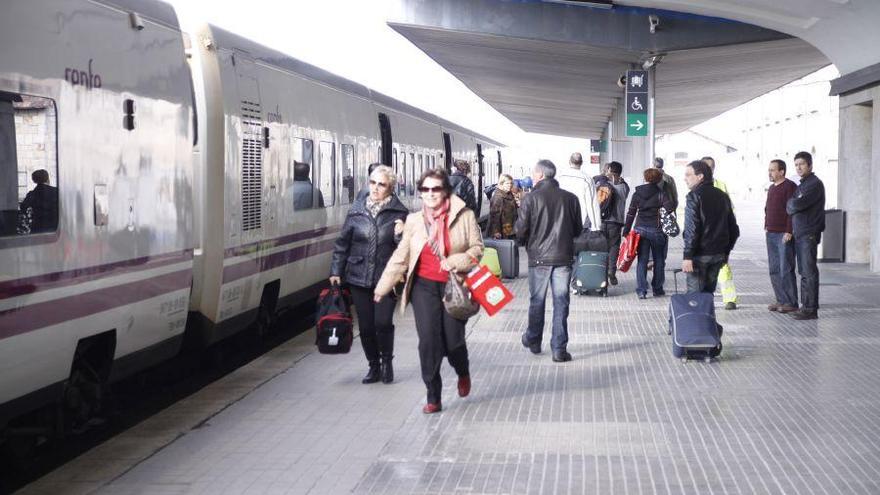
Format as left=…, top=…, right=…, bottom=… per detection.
left=0, top=0, right=506, bottom=433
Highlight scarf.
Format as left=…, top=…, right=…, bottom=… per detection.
left=365, top=195, right=391, bottom=218
left=422, top=198, right=450, bottom=258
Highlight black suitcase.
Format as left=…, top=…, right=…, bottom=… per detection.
left=668, top=271, right=722, bottom=361
left=573, top=230, right=608, bottom=254
left=483, top=238, right=519, bottom=279
left=571, top=251, right=608, bottom=296
left=315, top=287, right=354, bottom=354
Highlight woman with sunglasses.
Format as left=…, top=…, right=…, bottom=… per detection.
left=374, top=169, right=483, bottom=414
left=330, top=165, right=408, bottom=384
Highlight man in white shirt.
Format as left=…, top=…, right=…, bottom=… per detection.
left=556, top=152, right=602, bottom=233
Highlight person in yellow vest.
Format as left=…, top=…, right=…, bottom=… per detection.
left=702, top=156, right=738, bottom=310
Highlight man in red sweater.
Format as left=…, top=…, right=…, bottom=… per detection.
left=764, top=159, right=798, bottom=312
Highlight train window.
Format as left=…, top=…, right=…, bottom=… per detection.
left=408, top=153, right=416, bottom=196
left=318, top=141, right=335, bottom=207
left=340, top=144, right=355, bottom=205
left=399, top=151, right=407, bottom=196
left=292, top=137, right=318, bottom=210
left=0, top=93, right=58, bottom=238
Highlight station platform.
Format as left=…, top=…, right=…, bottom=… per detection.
left=21, top=204, right=880, bottom=494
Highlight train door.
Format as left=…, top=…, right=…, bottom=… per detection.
left=443, top=132, right=452, bottom=173
left=378, top=113, right=392, bottom=166
left=476, top=143, right=484, bottom=214
left=233, top=52, right=269, bottom=241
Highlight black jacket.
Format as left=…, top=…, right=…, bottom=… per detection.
left=19, top=183, right=58, bottom=233
left=786, top=172, right=825, bottom=238
left=330, top=195, right=409, bottom=288
left=515, top=178, right=582, bottom=266
left=623, top=183, right=673, bottom=235
left=449, top=173, right=478, bottom=214
left=683, top=181, right=739, bottom=260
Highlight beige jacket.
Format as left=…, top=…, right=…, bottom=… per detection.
left=375, top=195, right=483, bottom=311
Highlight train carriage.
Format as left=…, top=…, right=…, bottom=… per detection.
left=0, top=0, right=196, bottom=426
left=0, top=0, right=505, bottom=433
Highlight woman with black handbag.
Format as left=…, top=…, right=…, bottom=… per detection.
left=622, top=168, right=676, bottom=299
left=374, top=169, right=483, bottom=414
left=330, top=165, right=408, bottom=384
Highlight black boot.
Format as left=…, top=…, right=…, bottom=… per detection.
left=380, top=355, right=394, bottom=384
left=362, top=361, right=380, bottom=384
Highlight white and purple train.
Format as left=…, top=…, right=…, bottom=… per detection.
left=0, top=0, right=505, bottom=431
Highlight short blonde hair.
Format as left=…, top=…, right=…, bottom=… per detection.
left=370, top=165, right=397, bottom=191
left=499, top=174, right=513, bottom=184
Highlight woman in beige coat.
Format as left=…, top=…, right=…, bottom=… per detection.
left=374, top=169, right=483, bottom=414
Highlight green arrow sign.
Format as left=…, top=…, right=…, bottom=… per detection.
left=627, top=114, right=647, bottom=137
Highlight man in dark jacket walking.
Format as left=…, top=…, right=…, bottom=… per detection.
left=595, top=161, right=630, bottom=285
left=786, top=151, right=825, bottom=320
left=516, top=159, right=582, bottom=362
left=448, top=159, right=478, bottom=214
left=681, top=160, right=740, bottom=294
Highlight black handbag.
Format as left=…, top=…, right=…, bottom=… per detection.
left=443, top=273, right=480, bottom=320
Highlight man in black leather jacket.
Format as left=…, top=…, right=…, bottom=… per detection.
left=786, top=151, right=825, bottom=320
left=515, top=160, right=582, bottom=363
left=681, top=160, right=740, bottom=294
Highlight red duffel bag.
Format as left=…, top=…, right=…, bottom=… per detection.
left=616, top=230, right=641, bottom=273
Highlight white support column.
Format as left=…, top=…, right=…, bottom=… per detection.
left=838, top=85, right=880, bottom=271
left=837, top=102, right=873, bottom=264
left=872, top=91, right=880, bottom=272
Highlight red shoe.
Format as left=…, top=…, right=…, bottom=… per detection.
left=422, top=402, right=442, bottom=414
left=457, top=375, right=471, bottom=397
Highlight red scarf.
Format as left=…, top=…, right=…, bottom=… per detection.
left=422, top=199, right=450, bottom=258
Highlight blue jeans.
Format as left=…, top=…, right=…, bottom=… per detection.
left=766, top=232, right=798, bottom=307
left=635, top=227, right=667, bottom=296
left=795, top=233, right=820, bottom=312
left=526, top=265, right=572, bottom=352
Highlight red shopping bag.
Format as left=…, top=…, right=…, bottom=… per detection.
left=616, top=230, right=641, bottom=273
left=465, top=265, right=514, bottom=317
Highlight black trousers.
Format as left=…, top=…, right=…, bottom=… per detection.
left=602, top=222, right=624, bottom=276
left=350, top=285, right=396, bottom=364
left=410, top=276, right=470, bottom=404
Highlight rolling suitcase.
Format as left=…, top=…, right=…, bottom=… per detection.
left=483, top=238, right=519, bottom=279
left=571, top=251, right=608, bottom=296
left=668, top=270, right=723, bottom=361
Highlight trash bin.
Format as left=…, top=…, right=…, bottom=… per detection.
left=818, top=209, right=845, bottom=262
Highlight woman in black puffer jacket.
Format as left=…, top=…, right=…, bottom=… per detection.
left=330, top=165, right=408, bottom=384
left=622, top=168, right=676, bottom=299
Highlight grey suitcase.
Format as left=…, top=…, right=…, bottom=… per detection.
left=571, top=251, right=608, bottom=296
left=483, top=238, right=519, bottom=279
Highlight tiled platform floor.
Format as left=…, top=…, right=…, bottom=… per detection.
left=21, top=204, right=880, bottom=494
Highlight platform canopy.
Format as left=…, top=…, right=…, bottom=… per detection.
left=386, top=0, right=878, bottom=138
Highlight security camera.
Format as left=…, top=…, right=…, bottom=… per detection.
left=617, top=74, right=627, bottom=88
left=648, top=14, right=659, bottom=34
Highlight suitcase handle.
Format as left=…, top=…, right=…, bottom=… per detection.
left=672, top=268, right=683, bottom=294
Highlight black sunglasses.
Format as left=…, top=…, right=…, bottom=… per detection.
left=369, top=179, right=388, bottom=188
left=418, top=186, right=444, bottom=193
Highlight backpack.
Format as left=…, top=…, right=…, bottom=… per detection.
left=594, top=177, right=616, bottom=220
left=315, top=286, right=354, bottom=354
